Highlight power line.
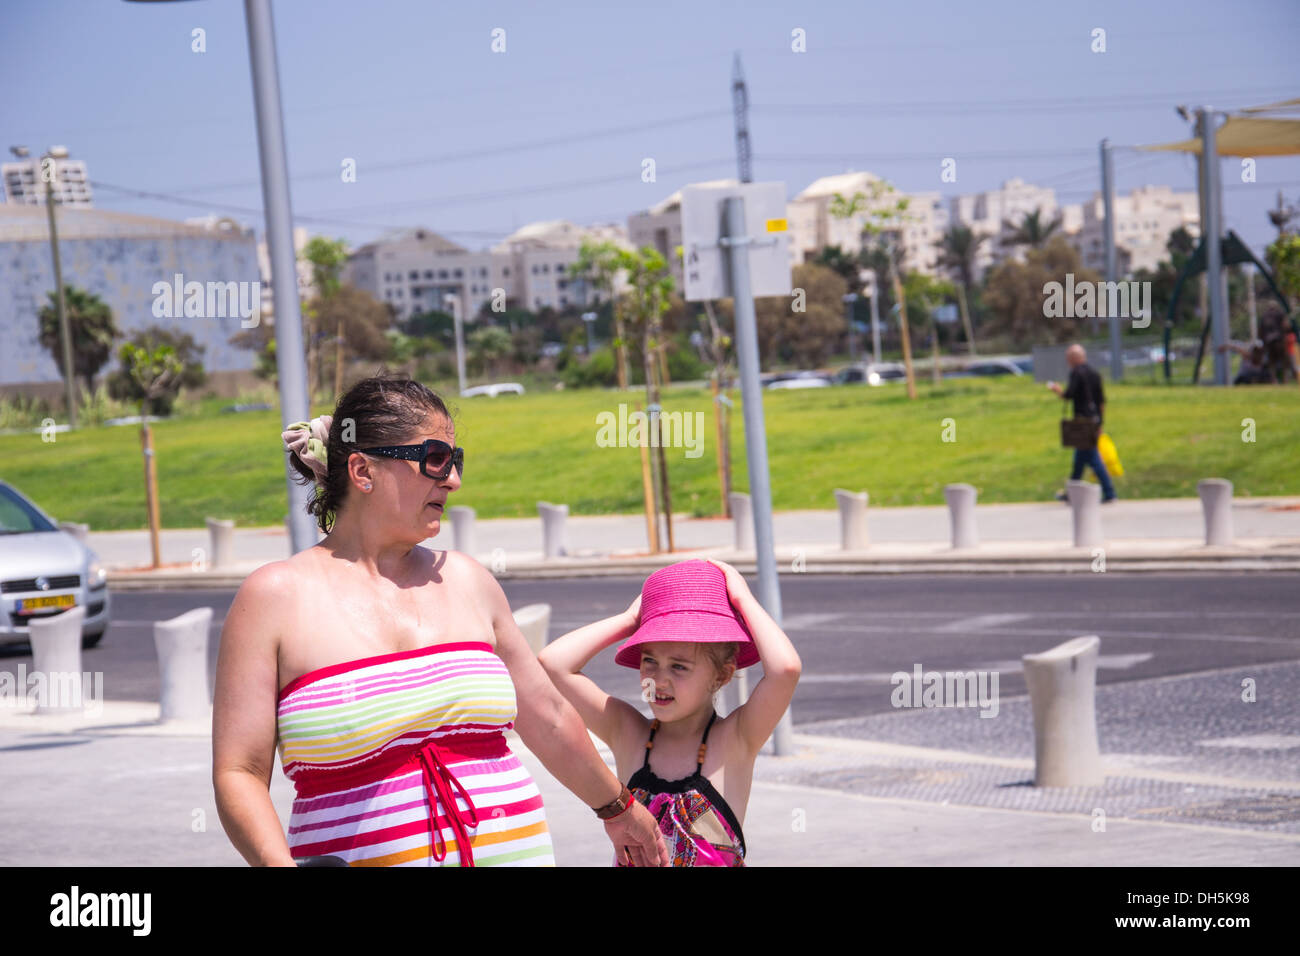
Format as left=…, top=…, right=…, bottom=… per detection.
left=749, top=86, right=1297, bottom=118
left=147, top=110, right=732, bottom=196
left=89, top=180, right=509, bottom=237
left=305, top=158, right=736, bottom=217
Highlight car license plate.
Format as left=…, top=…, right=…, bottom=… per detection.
left=16, top=594, right=76, bottom=614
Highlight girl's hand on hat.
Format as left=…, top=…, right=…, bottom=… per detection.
left=623, top=593, right=642, bottom=629
left=706, top=559, right=751, bottom=604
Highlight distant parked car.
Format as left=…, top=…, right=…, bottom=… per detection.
left=0, top=481, right=110, bottom=649
left=962, top=358, right=1026, bottom=377
left=835, top=362, right=907, bottom=386
left=764, top=371, right=832, bottom=389
left=460, top=383, right=525, bottom=398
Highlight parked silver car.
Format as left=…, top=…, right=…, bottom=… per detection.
left=0, top=481, right=110, bottom=649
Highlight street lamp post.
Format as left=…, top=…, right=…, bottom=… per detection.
left=842, top=293, right=858, bottom=364
left=445, top=294, right=466, bottom=395
left=13, top=145, right=78, bottom=428
left=581, top=311, right=597, bottom=355
left=125, top=0, right=318, bottom=554
left=861, top=269, right=882, bottom=366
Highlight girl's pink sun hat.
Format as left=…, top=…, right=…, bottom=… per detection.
left=614, top=559, right=760, bottom=669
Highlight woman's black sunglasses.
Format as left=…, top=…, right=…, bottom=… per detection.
left=358, top=440, right=464, bottom=480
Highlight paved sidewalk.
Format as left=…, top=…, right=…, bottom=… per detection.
left=2, top=698, right=1296, bottom=866
left=95, top=497, right=1300, bottom=589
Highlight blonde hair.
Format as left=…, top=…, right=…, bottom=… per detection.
left=698, top=642, right=738, bottom=684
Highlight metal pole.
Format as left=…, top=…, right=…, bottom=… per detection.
left=869, top=279, right=882, bottom=365
left=722, top=196, right=793, bottom=756
left=449, top=295, right=467, bottom=395
left=43, top=165, right=77, bottom=429
left=1101, top=138, right=1122, bottom=381
left=843, top=293, right=858, bottom=363
left=1247, top=263, right=1257, bottom=342
left=244, top=0, right=315, bottom=554
left=1201, top=108, right=1228, bottom=386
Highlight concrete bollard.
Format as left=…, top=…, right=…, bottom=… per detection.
left=1197, top=478, right=1234, bottom=546
left=943, top=483, right=978, bottom=549
left=1065, top=480, right=1103, bottom=548
left=58, top=521, right=89, bottom=544
left=512, top=603, right=552, bottom=657
left=833, top=489, right=870, bottom=550
left=1022, top=635, right=1104, bottom=787
left=728, top=492, right=753, bottom=551
left=538, top=501, right=568, bottom=558
left=206, top=517, right=235, bottom=569
left=448, top=505, right=477, bottom=554
left=28, top=606, right=88, bottom=714
left=153, top=607, right=214, bottom=722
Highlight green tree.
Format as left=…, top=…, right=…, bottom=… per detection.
left=38, top=285, right=119, bottom=395
left=1266, top=233, right=1300, bottom=304
left=1001, top=209, right=1063, bottom=250
left=935, top=224, right=987, bottom=355
left=300, top=236, right=349, bottom=298
left=572, top=240, right=630, bottom=388
left=754, top=262, right=847, bottom=368
left=106, top=326, right=206, bottom=416
left=300, top=236, right=350, bottom=399
left=828, top=178, right=918, bottom=395
left=468, top=325, right=512, bottom=379
left=983, top=236, right=1101, bottom=345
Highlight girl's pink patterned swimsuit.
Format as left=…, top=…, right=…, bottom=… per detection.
left=618, top=711, right=746, bottom=867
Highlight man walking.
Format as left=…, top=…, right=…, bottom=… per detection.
left=1047, top=344, right=1116, bottom=503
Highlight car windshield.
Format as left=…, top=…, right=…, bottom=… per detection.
left=0, top=485, right=57, bottom=534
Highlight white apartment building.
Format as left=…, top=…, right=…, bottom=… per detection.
left=343, top=221, right=629, bottom=323
left=948, top=177, right=1060, bottom=279
left=2, top=155, right=93, bottom=207
left=1062, top=185, right=1200, bottom=275
left=629, top=173, right=950, bottom=292
left=946, top=179, right=1199, bottom=280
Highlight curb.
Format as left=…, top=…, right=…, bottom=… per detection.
left=104, top=550, right=1300, bottom=590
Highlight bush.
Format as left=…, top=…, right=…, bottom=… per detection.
left=106, top=326, right=206, bottom=416
left=561, top=347, right=617, bottom=389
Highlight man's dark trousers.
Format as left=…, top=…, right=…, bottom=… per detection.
left=1071, top=447, right=1116, bottom=501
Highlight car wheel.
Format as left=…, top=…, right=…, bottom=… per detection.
left=82, top=630, right=105, bottom=650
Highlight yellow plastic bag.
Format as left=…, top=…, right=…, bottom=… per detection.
left=1098, top=432, right=1123, bottom=477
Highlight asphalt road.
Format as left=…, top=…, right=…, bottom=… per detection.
left=4, top=573, right=1297, bottom=727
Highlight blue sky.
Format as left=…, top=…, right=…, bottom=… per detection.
left=4, top=0, right=1298, bottom=258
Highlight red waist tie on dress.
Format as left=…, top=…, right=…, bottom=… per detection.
left=292, top=731, right=511, bottom=868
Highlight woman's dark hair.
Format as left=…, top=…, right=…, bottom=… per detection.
left=287, top=372, right=453, bottom=533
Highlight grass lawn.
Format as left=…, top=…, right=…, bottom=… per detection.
left=1, top=377, right=1295, bottom=530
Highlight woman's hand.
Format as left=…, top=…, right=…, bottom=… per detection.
left=604, top=801, right=670, bottom=867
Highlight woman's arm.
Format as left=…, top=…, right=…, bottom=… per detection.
left=536, top=594, right=646, bottom=749
left=211, top=564, right=297, bottom=867
left=466, top=558, right=668, bottom=867
left=706, top=559, right=802, bottom=754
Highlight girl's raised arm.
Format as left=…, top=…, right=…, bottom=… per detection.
left=536, top=594, right=648, bottom=750
left=706, top=559, right=802, bottom=753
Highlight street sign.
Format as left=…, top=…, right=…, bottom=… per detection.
left=934, top=303, right=959, bottom=324
left=681, top=182, right=792, bottom=301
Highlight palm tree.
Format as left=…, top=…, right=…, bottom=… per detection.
left=1001, top=208, right=1063, bottom=249
left=38, top=285, right=119, bottom=396
left=935, top=225, right=985, bottom=293
left=935, top=225, right=986, bottom=356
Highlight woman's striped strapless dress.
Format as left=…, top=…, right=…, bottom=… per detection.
left=276, top=641, right=554, bottom=866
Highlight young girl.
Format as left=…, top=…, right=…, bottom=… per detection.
left=538, top=558, right=801, bottom=866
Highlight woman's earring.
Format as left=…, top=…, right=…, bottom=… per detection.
left=363, top=483, right=372, bottom=491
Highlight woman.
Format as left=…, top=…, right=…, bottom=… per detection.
left=212, top=375, right=667, bottom=866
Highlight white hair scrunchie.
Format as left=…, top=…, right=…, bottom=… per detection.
left=282, top=415, right=333, bottom=482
